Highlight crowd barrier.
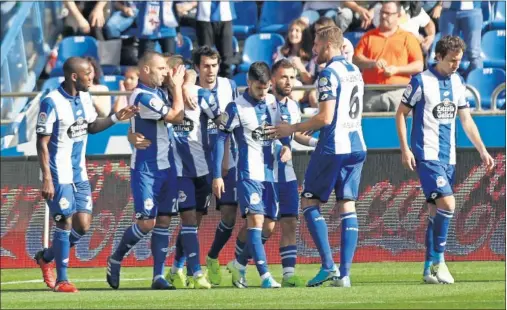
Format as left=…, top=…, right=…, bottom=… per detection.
left=1, top=149, right=504, bottom=269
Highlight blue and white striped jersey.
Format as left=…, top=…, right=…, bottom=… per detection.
left=130, top=83, right=172, bottom=171
left=135, top=1, right=178, bottom=39
left=36, top=86, right=98, bottom=184
left=207, top=77, right=239, bottom=170
left=213, top=92, right=290, bottom=182
left=401, top=66, right=469, bottom=165
left=197, top=1, right=236, bottom=22
left=172, top=85, right=221, bottom=177
left=273, top=97, right=300, bottom=183
left=315, top=55, right=367, bottom=155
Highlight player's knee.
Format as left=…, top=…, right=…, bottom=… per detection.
left=337, top=200, right=356, bottom=214
left=301, top=197, right=320, bottom=209
left=155, top=215, right=171, bottom=228
left=262, top=218, right=276, bottom=237
left=180, top=209, right=197, bottom=226
left=280, top=217, right=297, bottom=235
left=221, top=205, right=237, bottom=227
left=435, top=195, right=455, bottom=212
left=136, top=218, right=156, bottom=233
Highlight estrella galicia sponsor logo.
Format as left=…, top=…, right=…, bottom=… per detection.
left=67, top=117, right=88, bottom=140
left=432, top=99, right=456, bottom=120
left=173, top=117, right=194, bottom=135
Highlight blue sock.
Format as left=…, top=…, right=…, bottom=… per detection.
left=234, top=238, right=245, bottom=262
left=424, top=216, right=435, bottom=275
left=432, top=209, right=454, bottom=265
left=173, top=231, right=186, bottom=269
left=43, top=228, right=84, bottom=262
left=279, top=245, right=297, bottom=279
left=53, top=228, right=70, bottom=283
left=303, top=206, right=334, bottom=270
left=339, top=212, right=358, bottom=278
left=112, top=224, right=147, bottom=261
left=151, top=227, right=169, bottom=278
left=208, top=220, right=234, bottom=259
left=238, top=233, right=269, bottom=265
left=247, top=227, right=269, bottom=277
left=180, top=225, right=201, bottom=275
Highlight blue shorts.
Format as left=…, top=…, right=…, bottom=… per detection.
left=302, top=151, right=366, bottom=203
left=416, top=160, right=455, bottom=203
left=216, top=167, right=238, bottom=208
left=177, top=174, right=212, bottom=214
left=237, top=179, right=278, bottom=220
left=48, top=181, right=92, bottom=222
left=131, top=168, right=178, bottom=219
left=276, top=180, right=299, bottom=218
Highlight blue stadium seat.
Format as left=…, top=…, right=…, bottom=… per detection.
left=258, top=1, right=303, bottom=34
left=494, top=1, right=506, bottom=20
left=233, top=1, right=258, bottom=39
left=50, top=36, right=99, bottom=77
left=343, top=31, right=365, bottom=48
left=101, top=75, right=125, bottom=106
left=175, top=35, right=193, bottom=60
left=232, top=73, right=247, bottom=87
left=238, top=33, right=285, bottom=72
left=41, top=77, right=65, bottom=92
left=466, top=68, right=506, bottom=109
left=181, top=26, right=197, bottom=41
left=101, top=65, right=122, bottom=76
left=481, top=30, right=506, bottom=69
left=482, top=0, right=493, bottom=24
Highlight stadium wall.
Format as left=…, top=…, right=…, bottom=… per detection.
left=1, top=149, right=504, bottom=269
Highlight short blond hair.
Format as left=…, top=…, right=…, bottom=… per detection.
left=167, top=55, right=185, bottom=69
left=316, top=26, right=343, bottom=49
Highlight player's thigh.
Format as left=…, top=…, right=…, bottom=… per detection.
left=217, top=167, right=238, bottom=209
left=195, top=174, right=212, bottom=215
left=302, top=153, right=341, bottom=203
left=237, top=179, right=264, bottom=217
left=262, top=181, right=279, bottom=221
left=157, top=169, right=179, bottom=217
left=335, top=151, right=366, bottom=201
left=48, top=184, right=76, bottom=222
left=278, top=180, right=300, bottom=219
left=73, top=181, right=93, bottom=214
left=416, top=160, right=454, bottom=204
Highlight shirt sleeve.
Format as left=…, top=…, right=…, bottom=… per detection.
left=401, top=74, right=423, bottom=108
left=317, top=68, right=338, bottom=103
left=457, top=75, right=470, bottom=109
left=36, top=97, right=57, bottom=136
left=199, top=88, right=221, bottom=120
left=219, top=102, right=240, bottom=133
left=137, top=93, right=169, bottom=120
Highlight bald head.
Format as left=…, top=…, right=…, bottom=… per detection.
left=138, top=51, right=164, bottom=69
left=138, top=51, right=168, bottom=87
left=63, top=57, right=89, bottom=78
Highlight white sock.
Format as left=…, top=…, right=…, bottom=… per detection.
left=171, top=266, right=182, bottom=274
left=260, top=272, right=271, bottom=281
left=233, top=259, right=246, bottom=271
left=283, top=267, right=295, bottom=280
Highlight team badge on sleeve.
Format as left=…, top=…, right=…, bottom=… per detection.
left=318, top=77, right=329, bottom=87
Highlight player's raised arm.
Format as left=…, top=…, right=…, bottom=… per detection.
left=88, top=105, right=138, bottom=134
left=164, top=64, right=186, bottom=124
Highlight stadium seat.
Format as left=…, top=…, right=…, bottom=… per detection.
left=232, top=73, right=247, bottom=87
left=494, top=1, right=506, bottom=20
left=237, top=33, right=285, bottom=72
left=482, top=0, right=493, bottom=24
left=258, top=1, right=303, bottom=34
left=343, top=31, right=365, bottom=48
left=101, top=75, right=125, bottom=106
left=50, top=36, right=99, bottom=77
left=481, top=30, right=506, bottom=69
left=466, top=68, right=506, bottom=109
left=233, top=1, right=258, bottom=39
left=175, top=35, right=193, bottom=60
left=41, top=77, right=65, bottom=92
left=180, top=26, right=197, bottom=41
left=101, top=65, right=122, bottom=76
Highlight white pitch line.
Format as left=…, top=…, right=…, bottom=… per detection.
left=1, top=278, right=151, bottom=285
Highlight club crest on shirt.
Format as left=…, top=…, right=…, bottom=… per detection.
left=436, top=176, right=447, bottom=188
left=250, top=193, right=261, bottom=205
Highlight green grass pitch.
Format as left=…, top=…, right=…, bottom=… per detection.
left=1, top=262, right=505, bottom=309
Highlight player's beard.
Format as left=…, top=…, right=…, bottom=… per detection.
left=276, top=84, right=292, bottom=98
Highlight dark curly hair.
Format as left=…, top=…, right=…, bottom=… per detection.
left=435, top=35, right=466, bottom=61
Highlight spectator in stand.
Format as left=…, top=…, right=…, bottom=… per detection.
left=421, top=1, right=441, bottom=32
left=103, top=1, right=138, bottom=40
left=175, top=1, right=198, bottom=28
left=63, top=1, right=107, bottom=40
left=336, top=1, right=375, bottom=33
left=85, top=56, right=111, bottom=117
left=300, top=2, right=340, bottom=25
left=196, top=1, right=236, bottom=78
left=135, top=1, right=181, bottom=58
left=439, top=1, right=483, bottom=75
left=112, top=66, right=139, bottom=113
left=353, top=1, right=423, bottom=112
left=372, top=1, right=436, bottom=54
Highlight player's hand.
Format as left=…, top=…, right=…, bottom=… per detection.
left=280, top=146, right=292, bottom=163
left=89, top=7, right=105, bottom=27
left=167, top=64, right=186, bottom=89
left=213, top=178, right=225, bottom=199
left=384, top=66, right=398, bottom=77
left=401, top=149, right=416, bottom=171
left=271, top=122, right=295, bottom=139
left=480, top=150, right=495, bottom=172
left=115, top=105, right=139, bottom=121
left=375, top=58, right=388, bottom=70
left=182, top=84, right=197, bottom=110
left=128, top=131, right=151, bottom=149
left=41, top=178, right=55, bottom=201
